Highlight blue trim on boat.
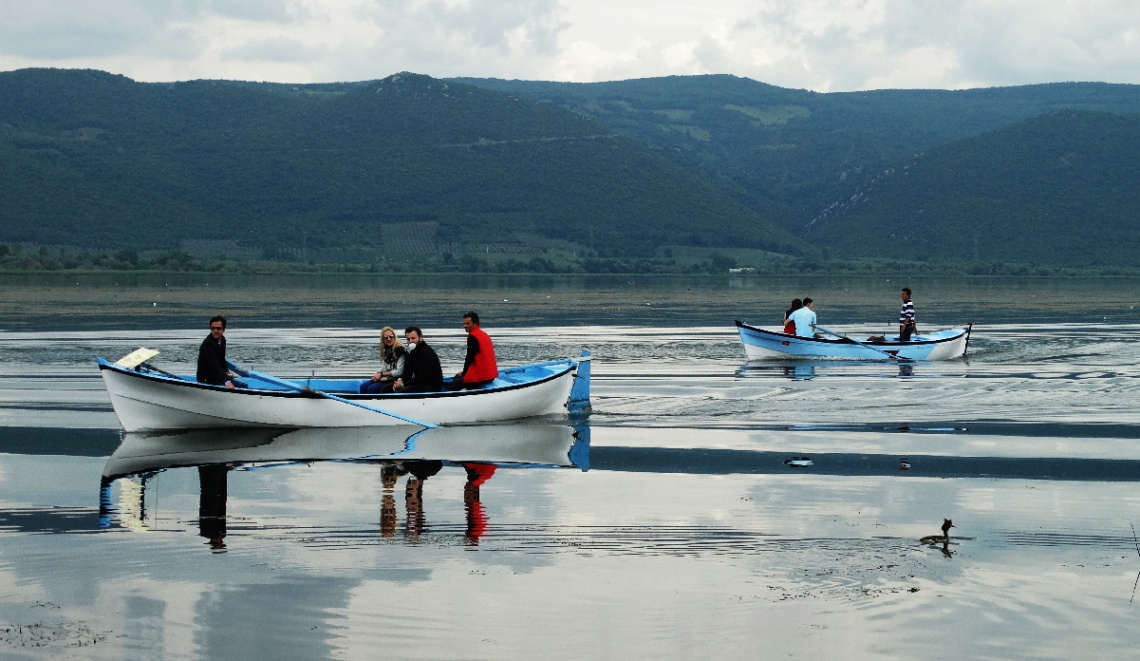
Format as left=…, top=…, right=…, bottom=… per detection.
left=97, top=357, right=576, bottom=400
left=734, top=320, right=971, bottom=361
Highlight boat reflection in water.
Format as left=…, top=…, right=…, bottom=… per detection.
left=100, top=423, right=589, bottom=550
left=737, top=360, right=919, bottom=381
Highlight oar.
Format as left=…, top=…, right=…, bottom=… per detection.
left=227, top=360, right=437, bottom=428
left=815, top=325, right=911, bottom=362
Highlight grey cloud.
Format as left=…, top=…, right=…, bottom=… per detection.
left=206, top=0, right=311, bottom=23
left=865, top=0, right=1140, bottom=87
left=362, top=0, right=568, bottom=57
left=0, top=2, right=204, bottom=60
left=942, top=4, right=1140, bottom=86
left=724, top=0, right=1140, bottom=91
left=222, top=37, right=327, bottom=63
left=0, top=3, right=157, bottom=58
left=3, top=0, right=1140, bottom=90
left=692, top=35, right=734, bottom=75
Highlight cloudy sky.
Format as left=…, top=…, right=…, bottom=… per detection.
left=1, top=0, right=1138, bottom=91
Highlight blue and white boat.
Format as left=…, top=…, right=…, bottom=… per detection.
left=735, top=320, right=971, bottom=361
left=98, top=352, right=591, bottom=432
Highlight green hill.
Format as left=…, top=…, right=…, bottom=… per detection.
left=0, top=69, right=811, bottom=262
left=805, top=110, right=1140, bottom=267
left=456, top=75, right=1140, bottom=238
left=6, top=68, right=1140, bottom=271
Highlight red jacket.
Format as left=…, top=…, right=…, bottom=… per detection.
left=463, top=326, right=499, bottom=383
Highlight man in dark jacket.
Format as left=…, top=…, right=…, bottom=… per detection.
left=393, top=326, right=443, bottom=393
left=197, top=315, right=237, bottom=389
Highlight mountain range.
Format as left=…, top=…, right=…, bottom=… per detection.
left=458, top=75, right=1140, bottom=267
left=2, top=68, right=1139, bottom=268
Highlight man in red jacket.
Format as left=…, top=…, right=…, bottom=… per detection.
left=449, top=311, right=498, bottom=389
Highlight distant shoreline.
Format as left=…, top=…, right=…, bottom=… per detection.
left=3, top=271, right=1138, bottom=332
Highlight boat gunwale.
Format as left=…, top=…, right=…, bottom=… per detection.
left=734, top=320, right=971, bottom=347
left=97, top=358, right=576, bottom=400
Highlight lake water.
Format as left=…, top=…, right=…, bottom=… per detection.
left=1, top=275, right=1140, bottom=659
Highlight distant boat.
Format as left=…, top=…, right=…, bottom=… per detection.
left=735, top=320, right=971, bottom=361
left=97, top=352, right=591, bottom=432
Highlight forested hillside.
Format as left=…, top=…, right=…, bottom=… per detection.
left=458, top=75, right=1140, bottom=239
left=804, top=110, right=1140, bottom=267
left=0, top=68, right=810, bottom=265
left=4, top=68, right=1140, bottom=271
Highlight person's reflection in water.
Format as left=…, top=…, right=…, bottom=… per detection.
left=404, top=460, right=442, bottom=540
left=463, top=463, right=497, bottom=546
left=379, top=462, right=408, bottom=538
left=198, top=464, right=230, bottom=553
left=782, top=364, right=816, bottom=380
left=898, top=363, right=915, bottom=378
left=98, top=477, right=115, bottom=528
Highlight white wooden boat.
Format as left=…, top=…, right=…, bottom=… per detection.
left=97, top=352, right=591, bottom=432
left=736, top=320, right=971, bottom=361
left=102, top=423, right=588, bottom=480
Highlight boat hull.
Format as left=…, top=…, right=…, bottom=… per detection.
left=99, top=358, right=586, bottom=432
left=102, top=423, right=584, bottom=479
left=735, top=320, right=971, bottom=361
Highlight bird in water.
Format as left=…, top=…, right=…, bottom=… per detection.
left=920, top=519, right=954, bottom=544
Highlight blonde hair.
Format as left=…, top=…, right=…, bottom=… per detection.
left=379, top=326, right=404, bottom=353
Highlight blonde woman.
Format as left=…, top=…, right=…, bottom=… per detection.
left=359, top=327, right=406, bottom=394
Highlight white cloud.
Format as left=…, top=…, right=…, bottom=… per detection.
left=0, top=0, right=1138, bottom=89
left=0, top=1, right=201, bottom=59
left=207, top=0, right=311, bottom=22
left=221, top=36, right=328, bottom=64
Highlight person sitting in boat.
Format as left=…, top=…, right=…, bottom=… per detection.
left=783, top=298, right=802, bottom=334
left=447, top=311, right=498, bottom=390
left=359, top=326, right=406, bottom=394
left=787, top=298, right=818, bottom=338
left=899, top=287, right=917, bottom=341
left=392, top=326, right=444, bottom=393
left=196, top=315, right=244, bottom=389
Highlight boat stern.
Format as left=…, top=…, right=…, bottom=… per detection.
left=568, top=350, right=592, bottom=415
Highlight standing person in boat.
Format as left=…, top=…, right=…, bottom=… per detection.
left=196, top=315, right=243, bottom=389
left=899, top=288, right=917, bottom=341
left=783, top=298, right=802, bottom=334
left=392, top=326, right=443, bottom=393
left=359, top=326, right=406, bottom=394
left=787, top=297, right=818, bottom=338
left=447, top=311, right=499, bottom=390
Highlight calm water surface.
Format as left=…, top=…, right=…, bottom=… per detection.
left=1, top=277, right=1139, bottom=659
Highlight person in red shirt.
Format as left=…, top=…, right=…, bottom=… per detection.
left=449, top=311, right=498, bottom=390
left=783, top=298, right=802, bottom=334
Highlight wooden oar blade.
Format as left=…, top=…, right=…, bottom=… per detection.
left=115, top=348, right=160, bottom=369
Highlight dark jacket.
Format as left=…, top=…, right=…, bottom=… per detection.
left=402, top=340, right=443, bottom=393
left=197, top=335, right=229, bottom=385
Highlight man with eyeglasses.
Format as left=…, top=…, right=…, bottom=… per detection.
left=196, top=315, right=239, bottom=389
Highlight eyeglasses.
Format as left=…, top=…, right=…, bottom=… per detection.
left=382, top=335, right=395, bottom=340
